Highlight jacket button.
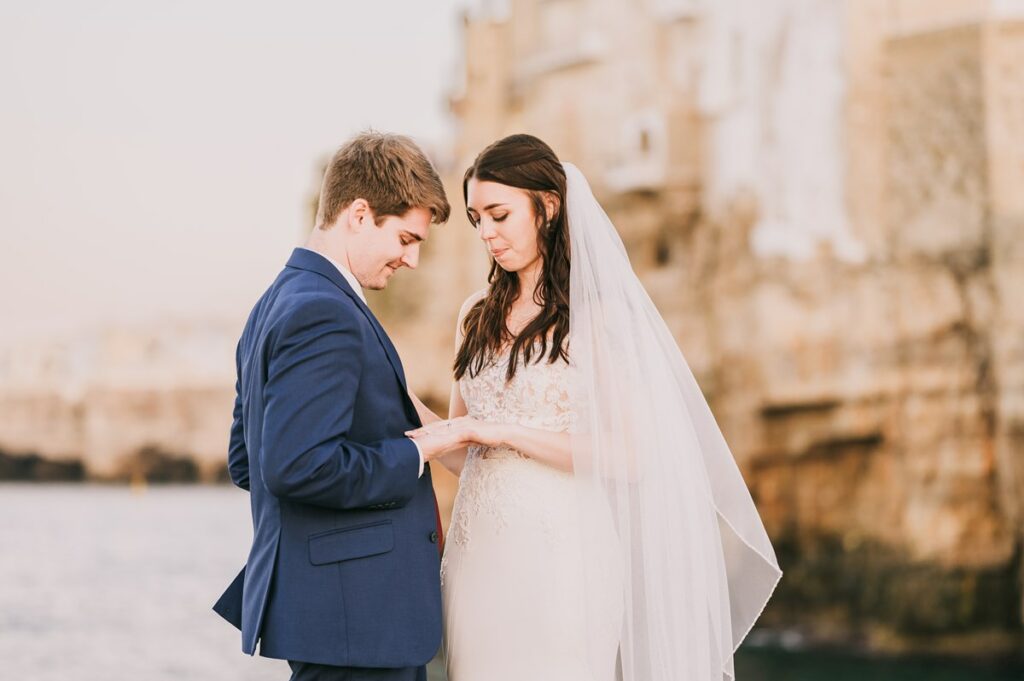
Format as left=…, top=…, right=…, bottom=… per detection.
left=429, top=530, right=439, bottom=543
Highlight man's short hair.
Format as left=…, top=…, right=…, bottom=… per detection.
left=316, top=131, right=451, bottom=228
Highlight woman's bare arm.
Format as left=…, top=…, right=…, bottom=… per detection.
left=417, top=289, right=488, bottom=477
left=408, top=391, right=442, bottom=426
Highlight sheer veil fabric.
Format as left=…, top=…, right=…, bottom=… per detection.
left=565, top=162, right=782, bottom=680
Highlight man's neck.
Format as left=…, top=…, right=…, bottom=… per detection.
left=304, top=233, right=355, bottom=274
left=300, top=245, right=367, bottom=304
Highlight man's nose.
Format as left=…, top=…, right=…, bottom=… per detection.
left=401, top=247, right=419, bottom=270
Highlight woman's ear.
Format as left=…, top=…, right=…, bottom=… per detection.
left=543, top=192, right=561, bottom=223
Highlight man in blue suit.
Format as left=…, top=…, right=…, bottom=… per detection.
left=213, top=132, right=462, bottom=681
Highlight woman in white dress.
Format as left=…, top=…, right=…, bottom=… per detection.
left=408, top=135, right=782, bottom=681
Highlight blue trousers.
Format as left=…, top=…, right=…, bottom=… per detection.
left=287, top=661, right=428, bottom=681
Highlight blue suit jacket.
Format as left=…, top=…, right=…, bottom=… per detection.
left=212, top=248, right=442, bottom=668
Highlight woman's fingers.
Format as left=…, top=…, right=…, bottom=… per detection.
left=406, top=422, right=451, bottom=437
left=407, top=416, right=477, bottom=439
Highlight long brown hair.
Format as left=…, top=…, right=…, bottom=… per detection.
left=454, top=134, right=570, bottom=382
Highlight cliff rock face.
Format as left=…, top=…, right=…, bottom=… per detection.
left=383, top=1, right=1024, bottom=652
left=699, top=19, right=1024, bottom=650
left=0, top=325, right=237, bottom=481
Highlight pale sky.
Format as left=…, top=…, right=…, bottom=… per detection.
left=0, top=1, right=467, bottom=346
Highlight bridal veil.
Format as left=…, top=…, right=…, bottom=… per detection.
left=565, top=161, right=782, bottom=681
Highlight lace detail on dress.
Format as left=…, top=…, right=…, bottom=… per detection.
left=442, top=346, right=578, bottom=580
left=459, top=346, right=578, bottom=436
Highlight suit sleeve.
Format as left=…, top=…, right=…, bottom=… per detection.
left=260, top=297, right=420, bottom=510
left=227, top=339, right=250, bottom=491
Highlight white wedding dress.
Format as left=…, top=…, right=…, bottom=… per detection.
left=440, top=162, right=781, bottom=680
left=441, top=346, right=623, bottom=681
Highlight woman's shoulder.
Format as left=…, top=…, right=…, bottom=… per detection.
left=454, top=287, right=489, bottom=344
left=458, top=287, right=489, bottom=320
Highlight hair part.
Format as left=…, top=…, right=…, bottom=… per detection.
left=454, top=133, right=570, bottom=382
left=316, top=130, right=451, bottom=229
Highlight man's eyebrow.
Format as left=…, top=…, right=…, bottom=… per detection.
left=403, top=231, right=425, bottom=242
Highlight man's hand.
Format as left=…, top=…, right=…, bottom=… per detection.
left=406, top=416, right=506, bottom=460
left=407, top=429, right=466, bottom=462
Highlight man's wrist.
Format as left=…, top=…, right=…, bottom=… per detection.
left=410, top=438, right=425, bottom=477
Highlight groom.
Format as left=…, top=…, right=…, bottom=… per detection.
left=213, top=132, right=460, bottom=680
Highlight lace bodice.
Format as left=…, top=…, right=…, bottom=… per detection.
left=459, top=348, right=577, bottom=439
left=443, top=348, right=579, bottom=563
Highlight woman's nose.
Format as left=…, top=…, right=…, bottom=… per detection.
left=478, top=221, right=497, bottom=240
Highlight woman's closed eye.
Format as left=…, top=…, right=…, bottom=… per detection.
left=467, top=214, right=506, bottom=228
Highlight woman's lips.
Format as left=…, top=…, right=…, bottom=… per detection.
left=490, top=248, right=508, bottom=258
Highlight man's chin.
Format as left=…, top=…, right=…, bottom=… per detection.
left=365, top=270, right=394, bottom=291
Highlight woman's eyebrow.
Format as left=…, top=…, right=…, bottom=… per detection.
left=467, top=202, right=507, bottom=213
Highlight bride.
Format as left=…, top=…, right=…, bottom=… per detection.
left=407, top=134, right=782, bottom=681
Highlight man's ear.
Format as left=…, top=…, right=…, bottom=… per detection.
left=347, top=198, right=373, bottom=233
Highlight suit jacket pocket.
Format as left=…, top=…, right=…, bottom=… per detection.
left=308, top=519, right=394, bottom=565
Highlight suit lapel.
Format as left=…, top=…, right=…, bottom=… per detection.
left=361, top=310, right=408, bottom=390
left=285, top=248, right=409, bottom=392
left=352, top=299, right=408, bottom=392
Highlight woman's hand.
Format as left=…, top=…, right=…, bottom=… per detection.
left=406, top=416, right=507, bottom=449
left=411, top=418, right=574, bottom=472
